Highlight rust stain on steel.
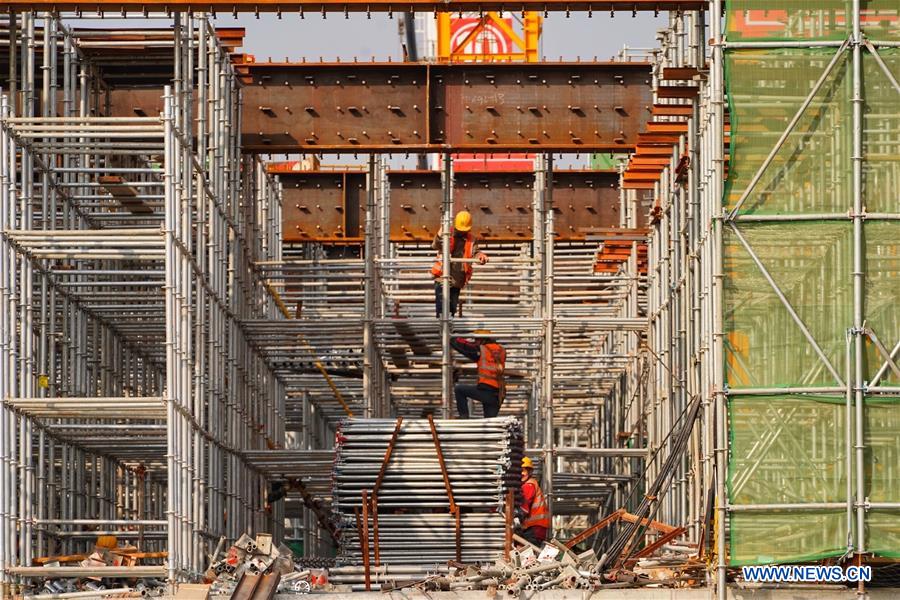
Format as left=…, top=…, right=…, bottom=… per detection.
left=238, top=62, right=652, bottom=152
left=0, top=0, right=705, bottom=12
left=434, top=63, right=648, bottom=149
left=280, top=171, right=366, bottom=241
left=279, top=169, right=621, bottom=243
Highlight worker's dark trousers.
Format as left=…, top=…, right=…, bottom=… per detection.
left=455, top=383, right=500, bottom=418
left=434, top=283, right=461, bottom=318
left=521, top=527, right=547, bottom=547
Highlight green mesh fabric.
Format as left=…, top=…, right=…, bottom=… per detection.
left=730, top=511, right=847, bottom=565
left=726, top=2, right=900, bottom=42
left=724, top=0, right=900, bottom=565
left=862, top=50, right=900, bottom=215
left=725, top=49, right=852, bottom=216
left=728, top=396, right=848, bottom=505
left=865, top=224, right=900, bottom=386
left=723, top=223, right=852, bottom=389
left=728, top=395, right=849, bottom=565
left=866, top=399, right=900, bottom=557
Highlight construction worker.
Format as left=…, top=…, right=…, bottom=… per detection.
left=518, top=456, right=549, bottom=546
left=450, top=330, right=505, bottom=418
left=431, top=210, right=488, bottom=318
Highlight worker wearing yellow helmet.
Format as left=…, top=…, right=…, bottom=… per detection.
left=451, top=329, right=506, bottom=418
left=517, top=456, right=549, bottom=546
left=431, top=210, right=489, bottom=318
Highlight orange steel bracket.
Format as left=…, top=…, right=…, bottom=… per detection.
left=360, top=491, right=372, bottom=591
left=427, top=414, right=462, bottom=561
left=371, top=494, right=381, bottom=567
left=372, top=417, right=403, bottom=497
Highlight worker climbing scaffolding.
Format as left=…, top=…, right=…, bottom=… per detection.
left=450, top=330, right=506, bottom=418
left=431, top=210, right=489, bottom=318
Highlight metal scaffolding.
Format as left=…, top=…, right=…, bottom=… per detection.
left=0, top=1, right=896, bottom=596
left=0, top=16, right=285, bottom=594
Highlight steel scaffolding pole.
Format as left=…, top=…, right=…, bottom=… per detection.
left=709, top=0, right=726, bottom=598
left=440, top=153, right=453, bottom=418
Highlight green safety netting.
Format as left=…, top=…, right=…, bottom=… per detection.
left=725, top=49, right=852, bottom=216
left=726, top=1, right=900, bottom=42
left=723, top=223, right=852, bottom=389
left=724, top=0, right=900, bottom=566
left=728, top=395, right=848, bottom=565
left=866, top=398, right=900, bottom=557
left=865, top=223, right=900, bottom=387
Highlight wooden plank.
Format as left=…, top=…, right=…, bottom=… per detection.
left=565, top=508, right=625, bottom=549
left=32, top=554, right=87, bottom=565
left=110, top=550, right=168, bottom=560
left=620, top=512, right=676, bottom=535
left=98, top=175, right=153, bottom=215
left=174, top=584, right=211, bottom=599
left=623, top=526, right=687, bottom=566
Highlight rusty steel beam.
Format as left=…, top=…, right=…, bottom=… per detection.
left=0, top=0, right=705, bottom=13
left=238, top=62, right=651, bottom=152
left=107, top=62, right=652, bottom=152
left=278, top=168, right=622, bottom=243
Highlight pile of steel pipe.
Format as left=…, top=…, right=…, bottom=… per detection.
left=340, top=514, right=508, bottom=565
left=332, top=418, right=523, bottom=565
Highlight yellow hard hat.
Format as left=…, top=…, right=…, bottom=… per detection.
left=472, top=329, right=493, bottom=336
left=454, top=210, right=473, bottom=232
left=522, top=456, right=534, bottom=469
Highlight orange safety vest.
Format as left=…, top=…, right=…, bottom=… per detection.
left=522, top=477, right=550, bottom=530
left=431, top=230, right=475, bottom=285
left=477, top=342, right=506, bottom=390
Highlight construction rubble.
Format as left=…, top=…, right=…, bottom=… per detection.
left=327, top=535, right=704, bottom=593
left=21, top=523, right=705, bottom=598
left=24, top=539, right=168, bottom=599
left=205, top=533, right=325, bottom=597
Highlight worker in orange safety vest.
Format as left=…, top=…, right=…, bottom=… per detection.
left=431, top=210, right=489, bottom=318
left=517, top=456, right=549, bottom=546
left=450, top=330, right=506, bottom=418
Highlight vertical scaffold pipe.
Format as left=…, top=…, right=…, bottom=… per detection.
left=441, top=153, right=452, bottom=418
left=542, top=153, right=555, bottom=526
left=850, top=0, right=866, bottom=565
left=710, top=0, right=726, bottom=598
left=365, top=155, right=377, bottom=417
left=162, top=84, right=178, bottom=587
